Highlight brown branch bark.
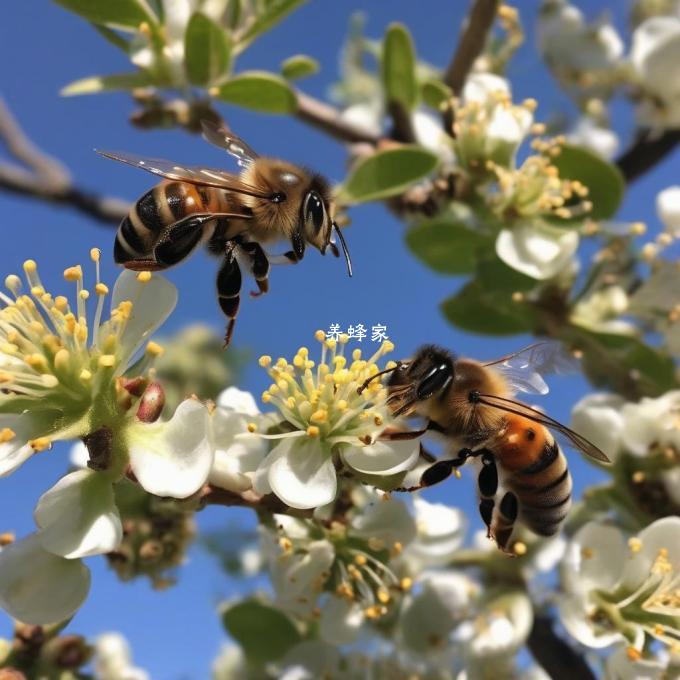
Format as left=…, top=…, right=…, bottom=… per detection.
left=295, top=91, right=382, bottom=145
left=444, top=0, right=500, bottom=95
left=0, top=98, right=129, bottom=225
left=616, top=128, right=680, bottom=183
left=527, top=615, right=597, bottom=680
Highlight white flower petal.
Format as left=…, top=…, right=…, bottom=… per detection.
left=279, top=641, right=340, bottom=680
left=110, top=270, right=178, bottom=370
left=216, top=387, right=260, bottom=416
left=128, top=399, right=213, bottom=498
left=620, top=516, right=680, bottom=592
left=563, top=522, right=626, bottom=594
left=264, top=438, right=337, bottom=510
left=496, top=227, right=579, bottom=280
left=95, top=633, right=150, bottom=680
left=620, top=392, right=680, bottom=456
left=351, top=496, right=417, bottom=547
left=69, top=441, right=90, bottom=469
left=657, top=186, right=680, bottom=236
left=208, top=409, right=267, bottom=493
left=0, top=534, right=90, bottom=624
left=568, top=117, right=619, bottom=160
left=319, top=596, right=364, bottom=645
left=0, top=413, right=44, bottom=476
left=605, top=644, right=667, bottom=680
left=341, top=439, right=420, bottom=476
left=462, top=73, right=510, bottom=103
left=35, top=469, right=122, bottom=559
left=559, top=594, right=625, bottom=649
left=570, top=393, right=626, bottom=461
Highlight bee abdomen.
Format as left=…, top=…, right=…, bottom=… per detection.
left=511, top=445, right=572, bottom=537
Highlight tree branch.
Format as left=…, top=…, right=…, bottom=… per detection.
left=527, top=615, right=597, bottom=680
left=0, top=99, right=129, bottom=225
left=444, top=0, right=500, bottom=95
left=616, top=128, right=680, bottom=183
left=295, top=91, right=382, bottom=145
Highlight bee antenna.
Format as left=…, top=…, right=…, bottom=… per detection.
left=333, top=222, right=353, bottom=277
left=357, top=362, right=402, bottom=395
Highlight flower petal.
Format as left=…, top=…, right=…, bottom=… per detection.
left=0, top=413, right=43, bottom=477
left=110, top=270, right=177, bottom=369
left=34, top=469, right=122, bottom=559
left=351, top=496, right=417, bottom=547
left=657, top=186, right=680, bottom=236
left=341, top=439, right=420, bottom=476
left=558, top=594, right=625, bottom=649
left=319, top=596, right=364, bottom=645
left=570, top=393, right=626, bottom=461
left=0, top=534, right=90, bottom=624
left=496, top=226, right=579, bottom=280
left=128, top=399, right=213, bottom=498
left=265, top=438, right=337, bottom=510
left=216, top=387, right=260, bottom=416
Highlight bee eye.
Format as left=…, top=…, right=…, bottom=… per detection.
left=304, top=192, right=325, bottom=233
left=416, top=363, right=452, bottom=400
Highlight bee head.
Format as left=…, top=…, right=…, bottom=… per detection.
left=389, top=345, right=455, bottom=401
left=301, top=176, right=352, bottom=277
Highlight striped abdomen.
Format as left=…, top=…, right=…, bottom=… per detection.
left=495, top=416, right=572, bottom=537
left=114, top=181, right=226, bottom=264
left=508, top=439, right=572, bottom=537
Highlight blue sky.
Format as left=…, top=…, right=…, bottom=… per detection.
left=0, top=1, right=675, bottom=677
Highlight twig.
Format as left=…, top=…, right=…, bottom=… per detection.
left=199, top=484, right=314, bottom=518
left=0, top=99, right=129, bottom=225
left=444, top=0, right=500, bottom=95
left=616, top=128, right=680, bottom=183
left=295, top=91, right=382, bottom=145
left=527, top=615, right=597, bottom=680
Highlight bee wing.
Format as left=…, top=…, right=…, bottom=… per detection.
left=96, top=149, right=272, bottom=199
left=484, top=341, right=580, bottom=396
left=476, top=393, right=611, bottom=463
left=201, top=120, right=259, bottom=168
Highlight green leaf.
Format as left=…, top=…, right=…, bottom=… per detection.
left=381, top=23, right=418, bottom=111
left=60, top=71, right=154, bottom=96
left=214, top=72, right=297, bottom=113
left=338, top=147, right=439, bottom=203
left=53, top=0, right=156, bottom=30
left=476, top=257, right=536, bottom=293
left=421, top=78, right=452, bottom=110
left=565, top=328, right=677, bottom=398
left=281, top=54, right=319, bottom=80
left=406, top=217, right=492, bottom=275
left=222, top=600, right=301, bottom=665
left=441, top=280, right=536, bottom=335
left=185, top=12, right=232, bottom=86
left=237, top=0, right=308, bottom=50
left=552, top=144, right=624, bottom=220
left=90, top=23, right=130, bottom=52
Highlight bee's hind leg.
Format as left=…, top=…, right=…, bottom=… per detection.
left=216, top=249, right=242, bottom=348
left=396, top=447, right=479, bottom=492
left=239, top=241, right=270, bottom=298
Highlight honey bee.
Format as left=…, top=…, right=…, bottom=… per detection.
left=359, top=343, right=610, bottom=552
left=98, top=121, right=352, bottom=346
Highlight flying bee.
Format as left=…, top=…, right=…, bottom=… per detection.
left=359, top=343, right=610, bottom=553
left=97, top=121, right=352, bottom=346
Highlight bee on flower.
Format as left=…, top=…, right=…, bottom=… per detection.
left=251, top=332, right=422, bottom=510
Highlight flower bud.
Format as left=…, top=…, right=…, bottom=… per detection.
left=136, top=383, right=165, bottom=423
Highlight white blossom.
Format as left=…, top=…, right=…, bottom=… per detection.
left=0, top=256, right=176, bottom=477
left=620, top=390, right=680, bottom=456
left=0, top=534, right=90, bottom=625
left=496, top=225, right=579, bottom=280
left=252, top=334, right=420, bottom=509
left=568, top=116, right=619, bottom=160
left=570, top=393, right=626, bottom=461
left=605, top=644, right=669, bottom=680
left=630, top=16, right=680, bottom=127
left=657, top=186, right=680, bottom=236
left=403, top=497, right=467, bottom=569
left=560, top=518, right=680, bottom=652
left=94, top=632, right=150, bottom=680
left=571, top=285, right=635, bottom=335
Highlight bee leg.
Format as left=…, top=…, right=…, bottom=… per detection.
left=152, top=215, right=207, bottom=267
left=478, top=452, right=498, bottom=539
left=495, top=492, right=519, bottom=553
left=239, top=241, right=270, bottom=298
left=216, top=252, right=242, bottom=348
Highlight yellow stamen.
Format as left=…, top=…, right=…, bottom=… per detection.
left=29, top=437, right=51, bottom=452
left=99, top=355, right=116, bottom=368
left=400, top=577, right=413, bottom=591
left=247, top=422, right=257, bottom=433
left=136, top=271, right=152, bottom=283
left=95, top=283, right=109, bottom=296
left=0, top=428, right=16, bottom=443
left=306, top=426, right=320, bottom=437
left=146, top=341, right=164, bottom=356
left=90, top=248, right=101, bottom=262
left=63, top=266, right=82, bottom=281
left=628, top=537, right=642, bottom=554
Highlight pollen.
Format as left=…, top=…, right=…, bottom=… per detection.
left=29, top=437, right=51, bottom=452
left=136, top=271, right=152, bottom=283
left=90, top=248, right=101, bottom=262
left=99, top=355, right=116, bottom=368
left=377, top=589, right=391, bottom=604
left=354, top=554, right=367, bottom=566
left=512, top=541, right=527, bottom=556
left=247, top=422, right=257, bottom=433
left=63, top=266, right=82, bottom=281
left=0, top=532, right=14, bottom=546
left=626, top=647, right=642, bottom=662
left=22, top=260, right=37, bottom=274
left=79, top=369, right=92, bottom=382
left=306, top=426, right=320, bottom=437
left=628, top=537, right=642, bottom=554
left=314, top=330, right=325, bottom=342
left=95, top=283, right=109, bottom=296
left=581, top=547, right=594, bottom=559
left=146, top=341, right=164, bottom=356
left=0, top=428, right=16, bottom=443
